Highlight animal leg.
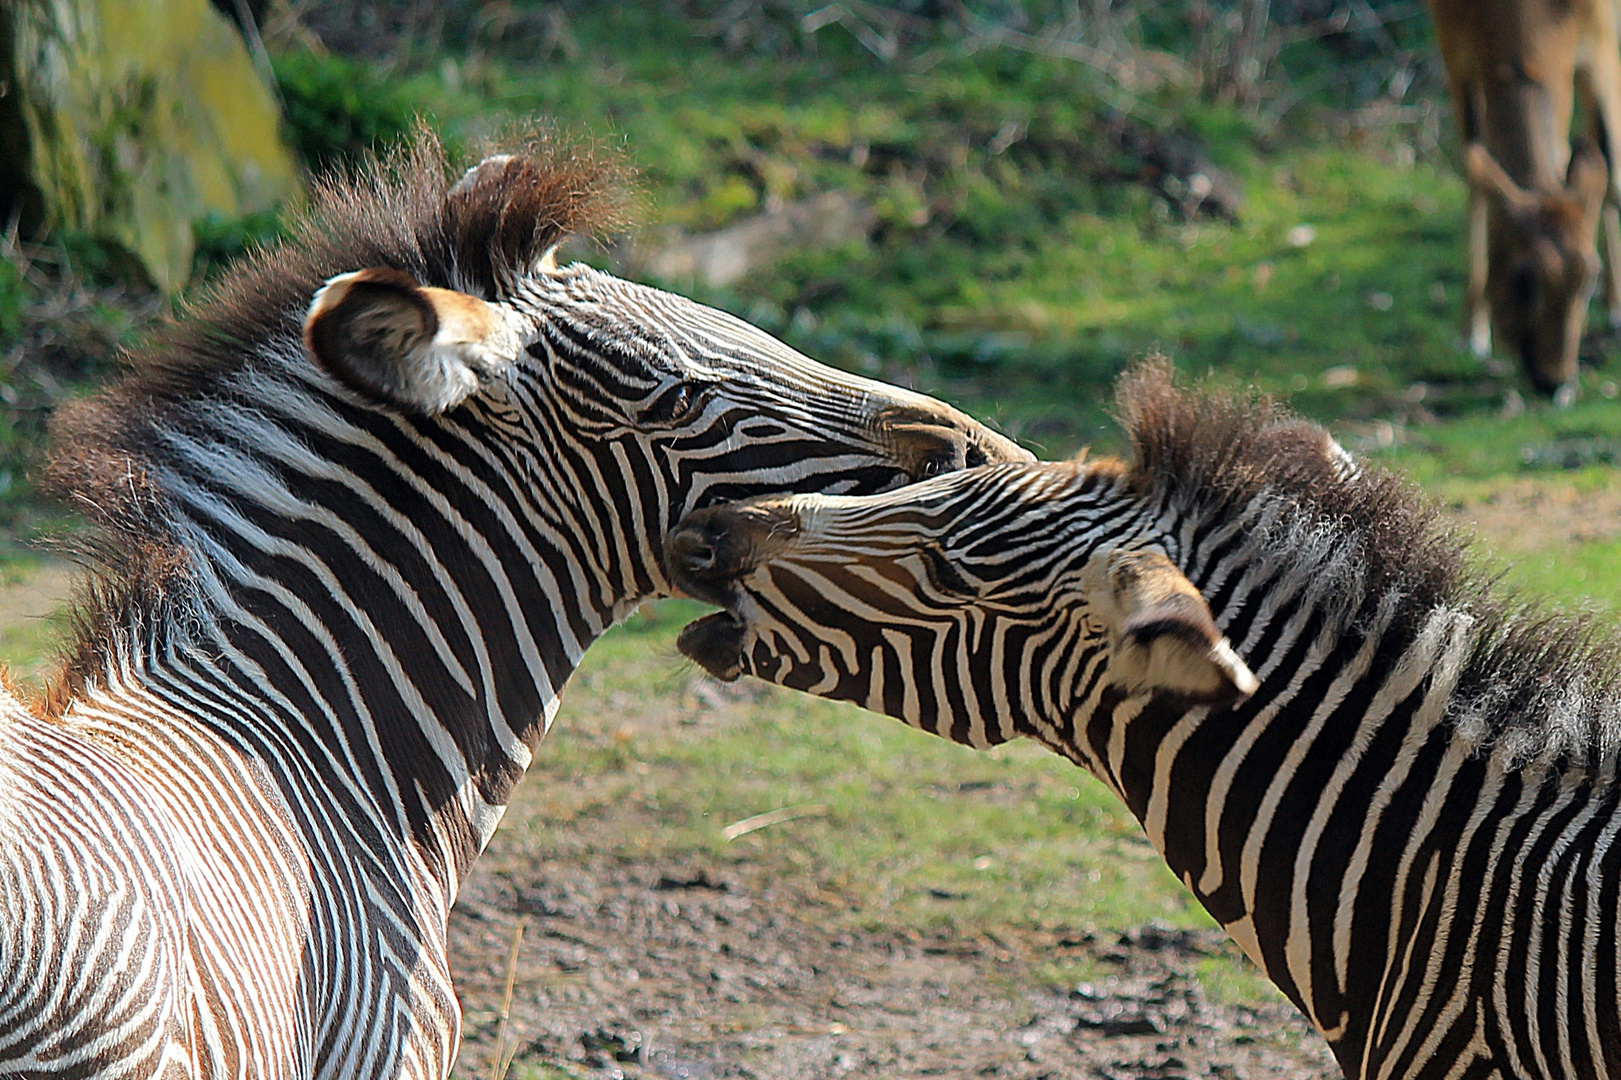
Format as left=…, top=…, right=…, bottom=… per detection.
left=1602, top=203, right=1621, bottom=329
left=1582, top=36, right=1621, bottom=328
left=1466, top=178, right=1492, bottom=356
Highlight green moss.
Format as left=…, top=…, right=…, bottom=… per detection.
left=8, top=0, right=299, bottom=290
left=0, top=259, right=23, bottom=344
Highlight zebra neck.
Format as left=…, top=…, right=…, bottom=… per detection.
left=1097, top=494, right=1484, bottom=1047
left=90, top=378, right=657, bottom=905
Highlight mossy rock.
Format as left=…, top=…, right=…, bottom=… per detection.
left=1, top=0, right=300, bottom=291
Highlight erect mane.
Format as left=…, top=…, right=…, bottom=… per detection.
left=1115, top=358, right=1621, bottom=774
left=35, top=127, right=628, bottom=714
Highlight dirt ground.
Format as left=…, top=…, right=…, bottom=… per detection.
left=449, top=851, right=1341, bottom=1080
left=1438, top=472, right=1621, bottom=554
left=447, top=686, right=1341, bottom=1080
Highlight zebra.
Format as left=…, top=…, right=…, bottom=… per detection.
left=667, top=357, right=1621, bottom=1080
left=0, top=132, right=1028, bottom=1078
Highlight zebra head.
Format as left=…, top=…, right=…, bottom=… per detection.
left=665, top=451, right=1258, bottom=764
left=300, top=151, right=1029, bottom=601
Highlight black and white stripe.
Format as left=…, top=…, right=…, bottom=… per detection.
left=672, top=364, right=1621, bottom=1079
left=0, top=145, right=1025, bottom=1078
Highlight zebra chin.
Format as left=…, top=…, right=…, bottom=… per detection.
left=677, top=611, right=750, bottom=682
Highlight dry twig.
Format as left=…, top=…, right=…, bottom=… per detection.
left=722, top=803, right=829, bottom=841
left=489, top=917, right=528, bottom=1080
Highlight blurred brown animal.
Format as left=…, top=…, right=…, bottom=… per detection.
left=1428, top=0, right=1621, bottom=400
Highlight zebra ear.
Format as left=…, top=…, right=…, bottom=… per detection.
left=1101, top=549, right=1259, bottom=704
left=304, top=268, right=522, bottom=415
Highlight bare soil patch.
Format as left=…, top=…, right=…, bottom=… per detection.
left=1437, top=472, right=1621, bottom=553
left=449, top=690, right=1341, bottom=1080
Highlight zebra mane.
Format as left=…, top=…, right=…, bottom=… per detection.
left=35, top=126, right=628, bottom=713
left=1116, top=358, right=1621, bottom=774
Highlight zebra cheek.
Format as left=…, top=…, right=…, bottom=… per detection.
left=750, top=648, right=786, bottom=685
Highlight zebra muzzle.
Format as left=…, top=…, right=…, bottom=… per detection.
left=664, top=502, right=800, bottom=605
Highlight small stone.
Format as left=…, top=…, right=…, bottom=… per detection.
left=1322, top=366, right=1358, bottom=389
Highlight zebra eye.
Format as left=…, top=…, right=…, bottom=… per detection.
left=638, top=380, right=712, bottom=426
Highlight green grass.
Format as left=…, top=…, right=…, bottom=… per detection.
left=14, top=8, right=1618, bottom=501
left=227, top=11, right=1621, bottom=463
left=1509, top=538, right=1621, bottom=609
left=0, top=547, right=71, bottom=688
left=0, top=609, right=65, bottom=687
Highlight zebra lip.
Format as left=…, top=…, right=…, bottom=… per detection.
left=677, top=612, right=748, bottom=682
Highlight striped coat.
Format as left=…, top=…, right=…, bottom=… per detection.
left=668, top=360, right=1621, bottom=1079
left=0, top=135, right=1025, bottom=1078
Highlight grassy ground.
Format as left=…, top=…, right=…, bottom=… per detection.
left=261, top=8, right=1621, bottom=462
left=542, top=601, right=1200, bottom=939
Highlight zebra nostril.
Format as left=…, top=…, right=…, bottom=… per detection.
left=664, top=520, right=747, bottom=608
left=666, top=527, right=721, bottom=582
left=673, top=531, right=716, bottom=572
left=666, top=503, right=797, bottom=601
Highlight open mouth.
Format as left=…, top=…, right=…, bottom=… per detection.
left=664, top=499, right=802, bottom=682
left=664, top=499, right=811, bottom=682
